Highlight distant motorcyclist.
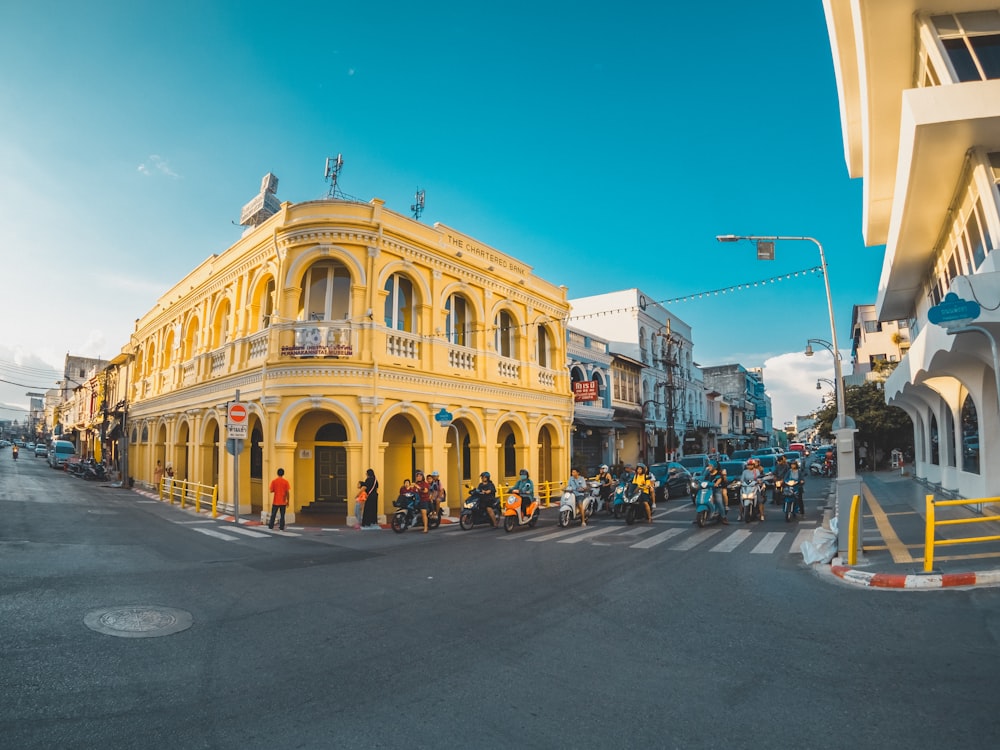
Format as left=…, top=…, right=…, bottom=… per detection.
left=11, top=444, right=18, bottom=460
left=703, top=461, right=728, bottom=524
left=566, top=468, right=589, bottom=526
left=513, top=469, right=535, bottom=507
left=596, top=464, right=614, bottom=512
left=632, top=463, right=654, bottom=523
left=741, top=459, right=765, bottom=521
left=788, top=460, right=805, bottom=516
left=773, top=455, right=790, bottom=505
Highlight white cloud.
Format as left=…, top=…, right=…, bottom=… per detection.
left=137, top=154, right=179, bottom=178
left=763, top=350, right=842, bottom=428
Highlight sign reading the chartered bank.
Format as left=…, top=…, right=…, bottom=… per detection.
left=573, top=381, right=599, bottom=402
left=928, top=292, right=981, bottom=329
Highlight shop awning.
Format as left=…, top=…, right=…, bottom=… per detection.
left=574, top=416, right=627, bottom=430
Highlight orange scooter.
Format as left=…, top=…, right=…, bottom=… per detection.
left=502, top=489, right=540, bottom=532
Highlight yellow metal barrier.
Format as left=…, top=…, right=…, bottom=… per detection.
left=847, top=494, right=862, bottom=566
left=158, top=478, right=220, bottom=517
left=924, top=494, right=1000, bottom=572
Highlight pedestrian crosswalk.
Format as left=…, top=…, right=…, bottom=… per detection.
left=497, top=503, right=816, bottom=556
left=180, top=520, right=299, bottom=542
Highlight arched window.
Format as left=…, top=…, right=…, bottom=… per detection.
left=212, top=299, right=231, bottom=348
left=961, top=394, right=980, bottom=474
left=537, top=325, right=550, bottom=368
left=261, top=279, right=275, bottom=328
left=503, top=434, right=516, bottom=477
left=384, top=273, right=415, bottom=332
left=300, top=260, right=351, bottom=321
left=316, top=422, right=348, bottom=442
left=182, top=319, right=199, bottom=360
left=495, top=310, right=517, bottom=358
left=445, top=294, right=471, bottom=346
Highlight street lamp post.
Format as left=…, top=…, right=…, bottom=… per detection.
left=717, top=234, right=858, bottom=557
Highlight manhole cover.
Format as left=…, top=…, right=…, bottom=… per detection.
left=84, top=606, right=193, bottom=638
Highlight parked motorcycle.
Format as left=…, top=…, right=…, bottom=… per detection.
left=782, top=478, right=803, bottom=522
left=459, top=490, right=500, bottom=530
left=391, top=491, right=442, bottom=533
left=693, top=478, right=724, bottom=527
left=738, top=477, right=763, bottom=523
left=502, top=489, right=539, bottom=532
left=83, top=462, right=108, bottom=481
left=558, top=481, right=598, bottom=527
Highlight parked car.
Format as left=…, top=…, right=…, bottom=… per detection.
left=649, top=462, right=693, bottom=502
left=48, top=440, right=77, bottom=469
left=731, top=449, right=754, bottom=462
left=783, top=451, right=802, bottom=465
left=34, top=443, right=49, bottom=458
left=678, top=454, right=711, bottom=476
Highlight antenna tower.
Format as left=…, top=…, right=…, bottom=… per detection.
left=324, top=155, right=344, bottom=198
left=411, top=189, right=426, bottom=221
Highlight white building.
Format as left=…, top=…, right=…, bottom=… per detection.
left=847, top=303, right=912, bottom=386
left=825, top=2, right=1000, bottom=496
left=569, top=289, right=713, bottom=462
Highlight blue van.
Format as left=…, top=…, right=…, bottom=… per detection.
left=48, top=440, right=77, bottom=469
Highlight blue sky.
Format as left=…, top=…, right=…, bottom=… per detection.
left=0, top=1, right=882, bottom=429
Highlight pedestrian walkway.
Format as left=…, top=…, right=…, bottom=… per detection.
left=828, top=469, right=1000, bottom=589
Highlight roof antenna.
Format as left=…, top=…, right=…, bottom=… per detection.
left=411, top=188, right=425, bottom=221
left=324, top=154, right=344, bottom=198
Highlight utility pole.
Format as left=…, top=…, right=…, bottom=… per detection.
left=661, top=319, right=680, bottom=462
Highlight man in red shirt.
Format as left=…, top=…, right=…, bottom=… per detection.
left=268, top=468, right=291, bottom=530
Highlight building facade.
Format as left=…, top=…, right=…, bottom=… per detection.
left=825, top=2, right=1000, bottom=496
left=122, top=181, right=573, bottom=522
left=567, top=326, right=620, bottom=473
left=701, top=364, right=773, bottom=450
left=847, top=303, right=912, bottom=386
left=569, top=289, right=713, bottom=463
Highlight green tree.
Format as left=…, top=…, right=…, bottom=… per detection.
left=813, top=381, right=913, bottom=468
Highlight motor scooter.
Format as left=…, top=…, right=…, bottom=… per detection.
left=558, top=483, right=596, bottom=528
left=502, top=489, right=539, bottom=532
left=693, top=478, right=724, bottom=528
left=782, top=478, right=803, bottom=522
left=459, top=489, right=500, bottom=530
left=391, top=491, right=442, bottom=533
left=738, top=477, right=763, bottom=523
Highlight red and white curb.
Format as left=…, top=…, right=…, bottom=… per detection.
left=830, top=562, right=1000, bottom=589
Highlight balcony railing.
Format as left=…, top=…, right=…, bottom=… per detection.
left=386, top=330, right=421, bottom=360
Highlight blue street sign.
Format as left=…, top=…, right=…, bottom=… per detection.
left=434, top=408, right=453, bottom=424
left=928, top=293, right=980, bottom=327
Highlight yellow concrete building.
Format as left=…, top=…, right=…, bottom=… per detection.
left=125, top=177, right=573, bottom=523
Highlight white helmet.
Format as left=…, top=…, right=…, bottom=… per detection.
left=600, top=464, right=609, bottom=473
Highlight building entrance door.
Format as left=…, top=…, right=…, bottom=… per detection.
left=315, top=446, right=347, bottom=501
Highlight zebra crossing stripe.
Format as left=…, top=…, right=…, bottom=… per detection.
left=556, top=526, right=617, bottom=544
left=630, top=527, right=685, bottom=549
left=670, top=527, right=723, bottom=550
left=790, top=528, right=812, bottom=554
left=193, top=528, right=240, bottom=542
left=751, top=531, right=785, bottom=554
left=711, top=529, right=753, bottom=552
left=228, top=526, right=274, bottom=538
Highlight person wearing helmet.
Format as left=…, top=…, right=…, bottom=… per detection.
left=596, top=463, right=615, bottom=512
left=428, top=470, right=444, bottom=515
left=475, top=471, right=498, bottom=527
left=702, top=460, right=729, bottom=524
left=741, top=458, right=764, bottom=521
left=632, top=463, right=654, bottom=522
left=513, top=469, right=535, bottom=509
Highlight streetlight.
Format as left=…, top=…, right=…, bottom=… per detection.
left=717, top=233, right=858, bottom=556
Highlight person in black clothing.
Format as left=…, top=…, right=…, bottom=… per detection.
left=361, top=468, right=380, bottom=528
left=475, top=471, right=498, bottom=527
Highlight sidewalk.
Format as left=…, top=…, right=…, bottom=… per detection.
left=826, top=469, right=1000, bottom=590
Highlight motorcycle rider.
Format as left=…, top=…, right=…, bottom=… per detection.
left=596, top=464, right=614, bottom=512
left=773, top=454, right=790, bottom=506
left=703, top=461, right=728, bottom=524
left=788, top=460, right=805, bottom=516
left=428, top=470, right=444, bottom=516
left=11, top=444, right=18, bottom=460
left=413, top=470, right=432, bottom=533
left=632, top=463, right=655, bottom=523
left=475, top=471, right=498, bottom=527
left=566, top=467, right=590, bottom=526
left=741, top=458, right=765, bottom=521
left=512, top=469, right=535, bottom=517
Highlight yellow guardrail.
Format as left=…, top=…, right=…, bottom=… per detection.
left=158, top=478, right=220, bottom=517
left=924, top=494, right=1000, bottom=572
left=460, top=479, right=568, bottom=508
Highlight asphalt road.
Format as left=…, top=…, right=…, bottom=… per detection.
left=2, top=451, right=1000, bottom=749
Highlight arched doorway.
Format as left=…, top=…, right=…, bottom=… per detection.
left=383, top=414, right=420, bottom=503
